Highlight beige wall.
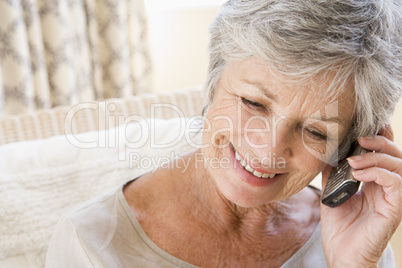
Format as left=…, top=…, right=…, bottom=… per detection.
left=147, top=6, right=218, bottom=93
left=147, top=5, right=402, bottom=267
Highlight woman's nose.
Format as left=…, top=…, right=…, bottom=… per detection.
left=245, top=116, right=293, bottom=162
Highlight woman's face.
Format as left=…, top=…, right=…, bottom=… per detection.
left=201, top=57, right=355, bottom=208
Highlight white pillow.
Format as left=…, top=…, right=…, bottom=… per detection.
left=0, top=118, right=201, bottom=268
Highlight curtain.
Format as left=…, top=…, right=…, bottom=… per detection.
left=0, top=0, right=153, bottom=116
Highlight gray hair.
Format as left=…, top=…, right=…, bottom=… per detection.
left=205, top=0, right=402, bottom=160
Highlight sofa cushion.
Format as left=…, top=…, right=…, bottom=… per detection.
left=0, top=118, right=201, bottom=268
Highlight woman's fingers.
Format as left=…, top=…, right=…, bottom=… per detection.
left=323, top=125, right=402, bottom=206
left=357, top=135, right=402, bottom=159
left=345, top=126, right=402, bottom=215
left=348, top=131, right=402, bottom=175
left=348, top=152, right=402, bottom=175
left=352, top=167, right=401, bottom=192
left=352, top=167, right=402, bottom=210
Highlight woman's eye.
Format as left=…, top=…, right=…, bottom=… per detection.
left=241, top=97, right=265, bottom=110
left=306, top=129, right=328, bottom=141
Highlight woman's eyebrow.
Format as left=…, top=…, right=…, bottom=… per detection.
left=241, top=79, right=279, bottom=102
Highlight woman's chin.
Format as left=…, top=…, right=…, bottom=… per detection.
left=217, top=181, right=278, bottom=208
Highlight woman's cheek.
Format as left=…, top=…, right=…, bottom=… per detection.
left=201, top=99, right=240, bottom=153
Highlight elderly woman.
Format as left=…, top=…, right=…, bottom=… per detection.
left=46, top=0, right=402, bottom=267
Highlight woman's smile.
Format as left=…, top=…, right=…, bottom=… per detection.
left=233, top=145, right=277, bottom=179
left=228, top=142, right=287, bottom=188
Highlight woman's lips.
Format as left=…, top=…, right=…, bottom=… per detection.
left=229, top=144, right=282, bottom=187
left=234, top=151, right=276, bottom=179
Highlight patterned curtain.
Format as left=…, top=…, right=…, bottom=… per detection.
left=0, top=0, right=153, bottom=116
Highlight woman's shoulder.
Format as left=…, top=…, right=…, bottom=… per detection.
left=65, top=176, right=143, bottom=227
left=46, top=186, right=125, bottom=267
left=68, top=185, right=121, bottom=220
left=122, top=169, right=179, bottom=216
left=53, top=177, right=144, bottom=242
left=47, top=178, right=194, bottom=268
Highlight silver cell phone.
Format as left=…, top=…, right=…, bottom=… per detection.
left=321, top=143, right=368, bottom=208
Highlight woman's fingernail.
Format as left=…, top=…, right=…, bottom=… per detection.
left=362, top=136, right=374, bottom=140
left=348, top=155, right=363, bottom=162
left=352, top=170, right=365, bottom=176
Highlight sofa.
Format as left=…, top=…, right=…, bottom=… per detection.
left=0, top=88, right=204, bottom=267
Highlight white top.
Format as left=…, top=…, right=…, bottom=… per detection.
left=45, top=179, right=396, bottom=268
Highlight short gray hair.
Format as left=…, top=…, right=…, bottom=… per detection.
left=205, top=0, right=402, bottom=160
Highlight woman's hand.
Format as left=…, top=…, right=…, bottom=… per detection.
left=320, top=125, right=402, bottom=268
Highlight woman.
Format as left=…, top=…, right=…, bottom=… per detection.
left=46, top=0, right=402, bottom=267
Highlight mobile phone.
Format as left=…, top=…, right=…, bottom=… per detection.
left=321, top=142, right=368, bottom=207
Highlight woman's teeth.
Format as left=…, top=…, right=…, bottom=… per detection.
left=234, top=151, right=276, bottom=179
